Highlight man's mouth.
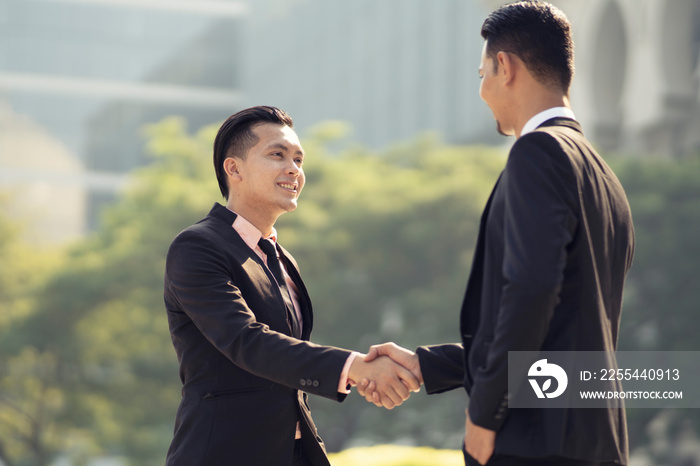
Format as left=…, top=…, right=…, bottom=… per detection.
left=278, top=182, right=297, bottom=192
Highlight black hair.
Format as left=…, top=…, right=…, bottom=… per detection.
left=481, top=1, right=574, bottom=93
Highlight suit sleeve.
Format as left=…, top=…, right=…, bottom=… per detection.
left=416, top=344, right=465, bottom=394
left=468, top=132, right=578, bottom=431
left=164, top=230, right=352, bottom=401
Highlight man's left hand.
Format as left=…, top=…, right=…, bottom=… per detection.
left=464, top=411, right=496, bottom=465
left=356, top=342, right=423, bottom=408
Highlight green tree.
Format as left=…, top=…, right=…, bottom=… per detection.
left=0, top=196, right=65, bottom=466
left=0, top=118, right=218, bottom=465
left=613, top=155, right=700, bottom=352
left=611, top=154, right=700, bottom=462
left=2, top=118, right=698, bottom=465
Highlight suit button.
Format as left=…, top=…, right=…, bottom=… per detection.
left=305, top=379, right=313, bottom=386
left=312, top=380, right=319, bottom=388
left=299, top=379, right=307, bottom=386
left=495, top=414, right=503, bottom=419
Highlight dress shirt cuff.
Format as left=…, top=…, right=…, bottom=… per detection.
left=337, top=351, right=362, bottom=394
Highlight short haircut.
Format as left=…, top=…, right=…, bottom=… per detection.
left=213, top=106, right=294, bottom=199
left=481, top=1, right=574, bottom=93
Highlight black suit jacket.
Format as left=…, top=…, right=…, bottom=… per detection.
left=418, top=119, right=634, bottom=464
left=164, top=203, right=352, bottom=466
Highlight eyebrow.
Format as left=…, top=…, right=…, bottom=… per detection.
left=268, top=143, right=304, bottom=156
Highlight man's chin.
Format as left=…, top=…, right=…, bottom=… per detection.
left=496, top=121, right=514, bottom=137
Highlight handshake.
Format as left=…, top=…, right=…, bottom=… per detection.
left=348, top=342, right=423, bottom=410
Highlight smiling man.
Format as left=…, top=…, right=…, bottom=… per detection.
left=163, top=106, right=420, bottom=466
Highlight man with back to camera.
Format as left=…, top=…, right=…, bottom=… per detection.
left=163, top=106, right=420, bottom=466
left=360, top=2, right=635, bottom=465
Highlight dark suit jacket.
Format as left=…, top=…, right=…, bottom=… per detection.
left=164, top=203, right=352, bottom=466
left=417, top=119, right=635, bottom=464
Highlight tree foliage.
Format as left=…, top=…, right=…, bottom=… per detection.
left=0, top=119, right=698, bottom=465
left=610, top=155, right=700, bottom=461
left=613, top=155, right=700, bottom=352
left=0, top=118, right=217, bottom=466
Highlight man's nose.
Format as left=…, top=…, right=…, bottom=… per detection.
left=287, top=160, right=301, bottom=175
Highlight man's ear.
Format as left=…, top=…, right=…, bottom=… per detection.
left=497, top=51, right=517, bottom=85
left=223, top=157, right=242, bottom=181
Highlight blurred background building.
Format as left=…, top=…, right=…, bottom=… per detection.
left=0, top=0, right=246, bottom=239
left=551, top=0, right=700, bottom=158
left=240, top=0, right=493, bottom=148
left=2, top=0, right=700, bottom=242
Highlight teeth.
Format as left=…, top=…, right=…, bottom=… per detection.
left=279, top=183, right=296, bottom=190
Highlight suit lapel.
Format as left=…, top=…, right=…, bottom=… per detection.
left=206, top=203, right=249, bottom=251
left=206, top=203, right=302, bottom=338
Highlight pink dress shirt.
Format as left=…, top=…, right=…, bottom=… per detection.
left=229, top=212, right=358, bottom=437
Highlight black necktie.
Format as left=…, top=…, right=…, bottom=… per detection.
left=257, top=238, right=301, bottom=338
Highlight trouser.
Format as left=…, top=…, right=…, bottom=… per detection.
left=291, top=439, right=312, bottom=466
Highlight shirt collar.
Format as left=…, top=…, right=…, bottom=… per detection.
left=520, top=107, right=576, bottom=138
left=228, top=208, right=278, bottom=251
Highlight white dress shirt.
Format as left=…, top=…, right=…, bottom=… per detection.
left=520, top=107, right=576, bottom=138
